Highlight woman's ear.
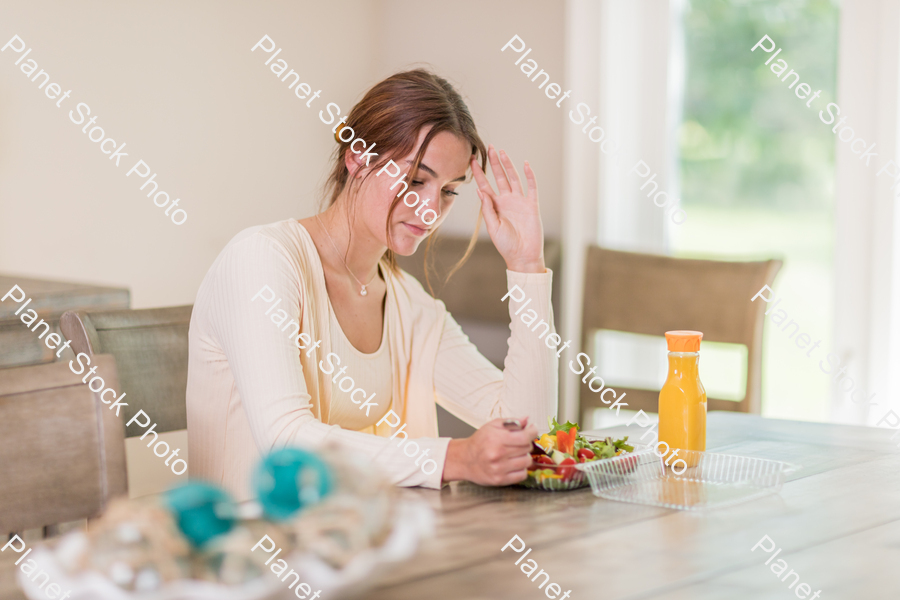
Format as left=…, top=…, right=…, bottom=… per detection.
left=343, top=147, right=367, bottom=179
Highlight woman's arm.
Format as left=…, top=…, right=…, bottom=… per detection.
left=433, top=269, right=558, bottom=427
left=205, top=232, right=449, bottom=488
left=435, top=148, right=560, bottom=484
left=443, top=145, right=559, bottom=424
left=433, top=269, right=558, bottom=485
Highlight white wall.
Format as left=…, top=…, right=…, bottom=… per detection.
left=0, top=0, right=564, bottom=310
left=373, top=0, right=565, bottom=240
left=0, top=0, right=377, bottom=309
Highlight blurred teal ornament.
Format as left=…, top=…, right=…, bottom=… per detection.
left=163, top=482, right=237, bottom=547
left=254, top=448, right=334, bottom=521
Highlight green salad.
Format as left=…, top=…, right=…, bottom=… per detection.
left=525, top=417, right=634, bottom=488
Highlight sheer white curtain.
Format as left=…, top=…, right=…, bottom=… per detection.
left=832, top=0, right=900, bottom=426
left=559, top=0, right=683, bottom=422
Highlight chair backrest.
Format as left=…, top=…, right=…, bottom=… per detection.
left=0, top=274, right=129, bottom=368
left=0, top=356, right=127, bottom=535
left=580, top=246, right=782, bottom=420
left=60, top=306, right=192, bottom=437
left=395, top=236, right=561, bottom=324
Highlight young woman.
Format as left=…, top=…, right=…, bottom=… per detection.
left=186, top=69, right=558, bottom=500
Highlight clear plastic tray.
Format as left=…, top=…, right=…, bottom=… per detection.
left=576, top=449, right=799, bottom=511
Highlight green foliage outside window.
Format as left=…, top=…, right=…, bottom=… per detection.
left=680, top=0, right=839, bottom=210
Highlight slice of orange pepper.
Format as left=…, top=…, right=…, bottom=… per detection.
left=556, top=427, right=578, bottom=454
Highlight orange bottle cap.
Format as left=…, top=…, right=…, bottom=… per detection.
left=665, top=330, right=703, bottom=352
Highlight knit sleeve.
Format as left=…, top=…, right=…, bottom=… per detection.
left=432, top=269, right=559, bottom=431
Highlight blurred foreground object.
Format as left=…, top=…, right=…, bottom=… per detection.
left=15, top=443, right=432, bottom=600
left=254, top=448, right=334, bottom=522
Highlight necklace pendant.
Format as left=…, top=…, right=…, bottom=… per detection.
left=360, top=286, right=368, bottom=296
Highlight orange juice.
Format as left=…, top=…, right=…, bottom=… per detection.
left=657, top=331, right=707, bottom=469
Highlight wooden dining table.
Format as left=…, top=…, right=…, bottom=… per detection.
left=350, top=412, right=900, bottom=600
left=2, top=412, right=898, bottom=600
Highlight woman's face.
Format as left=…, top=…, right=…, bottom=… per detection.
left=344, top=128, right=472, bottom=256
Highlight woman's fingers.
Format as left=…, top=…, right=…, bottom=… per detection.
left=470, top=157, right=495, bottom=198
left=472, top=158, right=501, bottom=233
left=487, top=145, right=512, bottom=194
left=504, top=428, right=538, bottom=450
left=500, top=456, right=532, bottom=485
left=498, top=149, right=524, bottom=196
left=466, top=418, right=545, bottom=486
left=477, top=189, right=500, bottom=233
left=509, top=453, right=534, bottom=471
left=504, top=469, right=529, bottom=484
left=524, top=161, right=538, bottom=201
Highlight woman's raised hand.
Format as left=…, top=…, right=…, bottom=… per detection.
left=471, top=146, right=546, bottom=273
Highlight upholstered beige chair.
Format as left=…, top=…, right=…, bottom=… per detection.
left=60, top=306, right=192, bottom=437
left=579, top=246, right=782, bottom=424
left=0, top=274, right=129, bottom=369
left=396, top=236, right=561, bottom=326
left=0, top=356, right=127, bottom=537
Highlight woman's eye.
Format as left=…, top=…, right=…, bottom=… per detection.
left=411, top=180, right=424, bottom=186
left=442, top=189, right=459, bottom=197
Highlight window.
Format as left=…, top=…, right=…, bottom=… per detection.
left=671, top=0, right=840, bottom=422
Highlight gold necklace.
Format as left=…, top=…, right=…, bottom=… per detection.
left=315, top=214, right=378, bottom=296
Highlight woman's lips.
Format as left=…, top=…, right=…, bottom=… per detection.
left=403, top=222, right=428, bottom=236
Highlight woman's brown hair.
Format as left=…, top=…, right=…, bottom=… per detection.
left=321, top=68, right=488, bottom=291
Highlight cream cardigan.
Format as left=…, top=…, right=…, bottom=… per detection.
left=186, top=219, right=558, bottom=500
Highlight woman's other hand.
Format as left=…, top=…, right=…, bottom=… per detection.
left=443, top=417, right=539, bottom=486
left=471, top=146, right=546, bottom=273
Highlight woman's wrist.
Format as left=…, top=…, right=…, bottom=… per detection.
left=442, top=437, right=469, bottom=483
left=505, top=259, right=546, bottom=274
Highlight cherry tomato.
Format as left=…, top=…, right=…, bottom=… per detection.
left=558, top=457, right=577, bottom=480
left=577, top=449, right=595, bottom=460
left=534, top=455, right=555, bottom=465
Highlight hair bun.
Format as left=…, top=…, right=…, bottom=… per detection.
left=334, top=123, right=347, bottom=143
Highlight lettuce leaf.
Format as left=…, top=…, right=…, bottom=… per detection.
left=585, top=436, right=633, bottom=459
left=547, top=416, right=580, bottom=436
left=613, top=436, right=634, bottom=453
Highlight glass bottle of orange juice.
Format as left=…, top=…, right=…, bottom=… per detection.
left=657, top=331, right=707, bottom=467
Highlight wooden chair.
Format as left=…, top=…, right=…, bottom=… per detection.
left=60, top=306, right=192, bottom=438
left=579, top=246, right=782, bottom=423
left=0, top=356, right=127, bottom=537
left=397, top=236, right=561, bottom=438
